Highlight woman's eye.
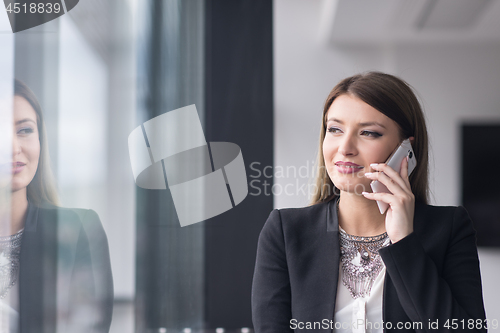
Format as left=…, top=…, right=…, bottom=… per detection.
left=361, top=130, right=382, bottom=138
left=18, top=127, right=34, bottom=135
left=327, top=127, right=341, bottom=133
left=327, top=127, right=381, bottom=138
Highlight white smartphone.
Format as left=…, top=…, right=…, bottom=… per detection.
left=370, top=138, right=417, bottom=214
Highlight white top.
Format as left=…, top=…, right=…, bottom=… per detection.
left=0, top=276, right=20, bottom=333
left=333, top=263, right=386, bottom=333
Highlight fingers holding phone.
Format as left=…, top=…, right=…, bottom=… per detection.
left=368, top=138, right=416, bottom=214
left=362, top=138, right=416, bottom=242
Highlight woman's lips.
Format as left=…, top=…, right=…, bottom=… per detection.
left=12, top=163, right=25, bottom=174
left=336, top=164, right=364, bottom=174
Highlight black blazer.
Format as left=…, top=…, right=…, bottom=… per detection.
left=252, top=197, right=487, bottom=332
left=18, top=201, right=113, bottom=333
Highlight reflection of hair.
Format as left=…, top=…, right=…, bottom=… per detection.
left=14, top=79, right=59, bottom=206
left=310, top=71, right=429, bottom=205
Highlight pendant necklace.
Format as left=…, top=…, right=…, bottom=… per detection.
left=337, top=198, right=390, bottom=298
left=0, top=228, right=24, bottom=299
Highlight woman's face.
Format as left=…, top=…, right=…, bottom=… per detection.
left=11, top=96, right=40, bottom=193
left=323, top=94, right=402, bottom=195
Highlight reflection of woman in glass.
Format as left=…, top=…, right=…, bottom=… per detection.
left=1, top=80, right=113, bottom=332
left=252, top=72, right=486, bottom=332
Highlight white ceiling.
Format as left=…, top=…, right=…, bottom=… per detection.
left=320, top=0, right=500, bottom=45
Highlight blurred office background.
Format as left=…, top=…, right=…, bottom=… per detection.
left=0, top=0, right=499, bottom=331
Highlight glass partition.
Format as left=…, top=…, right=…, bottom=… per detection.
left=0, top=1, right=272, bottom=332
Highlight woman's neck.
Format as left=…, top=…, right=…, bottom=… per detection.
left=337, top=191, right=386, bottom=236
left=0, top=188, right=28, bottom=236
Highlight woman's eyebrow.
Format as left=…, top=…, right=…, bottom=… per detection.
left=16, top=118, right=36, bottom=125
left=326, top=117, right=386, bottom=129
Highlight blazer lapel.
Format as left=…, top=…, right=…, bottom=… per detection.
left=324, top=197, right=341, bottom=318
left=382, top=203, right=425, bottom=332
left=19, top=203, right=58, bottom=333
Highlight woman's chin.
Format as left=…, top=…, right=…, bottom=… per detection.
left=333, top=180, right=371, bottom=195
left=9, top=180, right=29, bottom=193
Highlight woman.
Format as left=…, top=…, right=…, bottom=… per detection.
left=0, top=80, right=113, bottom=332
left=251, top=72, right=487, bottom=332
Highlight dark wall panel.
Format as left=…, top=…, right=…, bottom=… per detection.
left=461, top=124, right=500, bottom=247
left=204, top=0, right=274, bottom=329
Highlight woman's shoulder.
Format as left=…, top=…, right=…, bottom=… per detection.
left=415, top=201, right=470, bottom=221
left=414, top=201, right=475, bottom=238
left=263, top=200, right=332, bottom=234
left=36, top=203, right=104, bottom=233
left=38, top=203, right=97, bottom=221
left=277, top=200, right=330, bottom=214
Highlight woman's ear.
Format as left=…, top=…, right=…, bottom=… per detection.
left=409, top=136, right=415, bottom=147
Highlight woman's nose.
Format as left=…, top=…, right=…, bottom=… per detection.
left=338, top=135, right=357, bottom=156
left=12, top=136, right=21, bottom=155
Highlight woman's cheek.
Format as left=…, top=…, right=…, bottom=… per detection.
left=27, top=138, right=41, bottom=173
left=322, top=139, right=335, bottom=158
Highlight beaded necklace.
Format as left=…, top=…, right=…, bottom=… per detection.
left=337, top=198, right=390, bottom=298
left=0, top=228, right=24, bottom=299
